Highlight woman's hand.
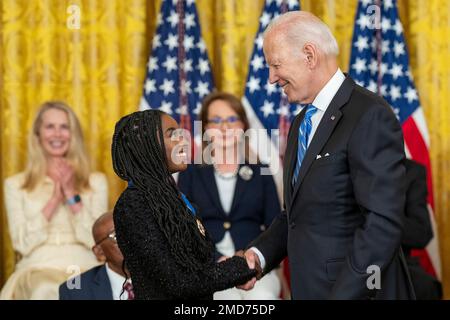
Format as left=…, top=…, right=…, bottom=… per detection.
left=218, top=255, right=230, bottom=263
left=57, top=160, right=76, bottom=198
left=234, top=250, right=245, bottom=258
left=47, top=163, right=62, bottom=183
left=54, top=158, right=83, bottom=214
left=53, top=180, right=63, bottom=202
left=218, top=250, right=245, bottom=262
left=42, top=180, right=64, bottom=221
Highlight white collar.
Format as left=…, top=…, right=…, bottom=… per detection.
left=105, top=263, right=128, bottom=300
left=311, top=68, right=346, bottom=112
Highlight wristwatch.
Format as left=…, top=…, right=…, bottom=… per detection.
left=66, top=194, right=81, bottom=206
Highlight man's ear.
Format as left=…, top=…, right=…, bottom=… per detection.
left=92, top=245, right=106, bottom=263
left=303, top=43, right=318, bottom=69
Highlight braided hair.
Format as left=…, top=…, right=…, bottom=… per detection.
left=112, top=109, right=213, bottom=273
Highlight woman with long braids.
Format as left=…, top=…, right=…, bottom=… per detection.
left=178, top=92, right=283, bottom=300
left=111, top=109, right=257, bottom=300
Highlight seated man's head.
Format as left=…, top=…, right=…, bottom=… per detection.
left=92, top=212, right=126, bottom=276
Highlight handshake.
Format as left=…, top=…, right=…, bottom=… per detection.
left=221, top=249, right=263, bottom=291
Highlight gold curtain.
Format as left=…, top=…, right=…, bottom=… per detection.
left=1, top=0, right=449, bottom=298
left=0, top=0, right=151, bottom=286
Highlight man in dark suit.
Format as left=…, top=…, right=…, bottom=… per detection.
left=59, top=212, right=132, bottom=300
left=402, top=159, right=442, bottom=299
left=239, top=11, right=415, bottom=299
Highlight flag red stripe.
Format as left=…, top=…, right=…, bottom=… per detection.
left=402, top=117, right=435, bottom=210
left=402, top=117, right=438, bottom=277
left=411, top=249, right=437, bottom=278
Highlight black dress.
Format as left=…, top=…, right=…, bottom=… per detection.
left=113, top=186, right=256, bottom=300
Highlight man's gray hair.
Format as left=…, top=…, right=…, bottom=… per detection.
left=264, top=11, right=339, bottom=57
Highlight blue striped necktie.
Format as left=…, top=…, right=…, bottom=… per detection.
left=292, top=104, right=317, bottom=186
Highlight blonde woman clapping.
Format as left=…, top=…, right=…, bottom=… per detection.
left=0, top=101, right=108, bottom=300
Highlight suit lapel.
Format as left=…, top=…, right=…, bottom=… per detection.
left=199, top=165, right=227, bottom=216
left=290, top=76, right=355, bottom=208
left=93, top=265, right=114, bottom=300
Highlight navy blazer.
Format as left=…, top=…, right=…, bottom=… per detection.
left=178, top=163, right=281, bottom=257
left=59, top=265, right=113, bottom=300
left=250, top=76, right=415, bottom=299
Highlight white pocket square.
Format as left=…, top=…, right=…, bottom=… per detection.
left=324, top=153, right=330, bottom=157
left=316, top=154, right=322, bottom=159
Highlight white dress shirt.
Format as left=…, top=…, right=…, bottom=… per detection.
left=105, top=263, right=129, bottom=300
left=251, top=68, right=346, bottom=269
left=214, top=172, right=237, bottom=214
left=306, top=68, right=346, bottom=146
left=214, top=172, right=238, bottom=257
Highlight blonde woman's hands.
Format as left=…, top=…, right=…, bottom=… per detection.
left=42, top=180, right=64, bottom=220
left=54, top=158, right=83, bottom=213
left=57, top=159, right=76, bottom=199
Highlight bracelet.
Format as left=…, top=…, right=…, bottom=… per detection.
left=66, top=194, right=81, bottom=206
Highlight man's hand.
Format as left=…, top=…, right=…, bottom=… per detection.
left=237, top=249, right=262, bottom=291
left=245, top=249, right=263, bottom=278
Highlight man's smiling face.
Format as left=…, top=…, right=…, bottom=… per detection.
left=263, top=30, right=313, bottom=104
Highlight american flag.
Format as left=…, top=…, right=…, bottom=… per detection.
left=241, top=0, right=300, bottom=199
left=349, top=0, right=441, bottom=278
left=140, top=0, right=214, bottom=134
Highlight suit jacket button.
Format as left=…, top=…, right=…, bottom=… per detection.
left=223, top=222, right=231, bottom=230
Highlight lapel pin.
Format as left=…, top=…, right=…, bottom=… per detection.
left=331, top=115, right=336, bottom=120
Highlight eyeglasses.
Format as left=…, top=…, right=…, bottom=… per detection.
left=207, top=116, right=241, bottom=125
left=96, top=230, right=117, bottom=245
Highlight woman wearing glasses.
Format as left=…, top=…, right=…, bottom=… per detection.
left=111, top=109, right=256, bottom=300
left=1, top=101, right=108, bottom=300
left=178, top=92, right=283, bottom=299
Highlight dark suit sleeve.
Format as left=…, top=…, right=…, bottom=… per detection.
left=330, top=105, right=406, bottom=299
left=247, top=114, right=300, bottom=273
left=402, top=162, right=433, bottom=249
left=262, top=170, right=282, bottom=227
left=249, top=210, right=288, bottom=273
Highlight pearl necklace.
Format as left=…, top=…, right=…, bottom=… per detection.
left=213, top=163, right=239, bottom=180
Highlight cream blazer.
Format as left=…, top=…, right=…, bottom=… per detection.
left=1, top=172, right=108, bottom=299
